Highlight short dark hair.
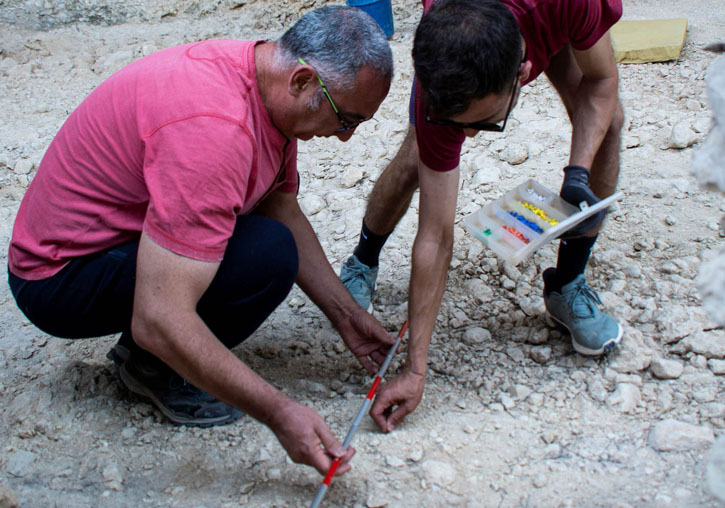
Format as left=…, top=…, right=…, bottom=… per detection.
left=412, top=0, right=522, bottom=118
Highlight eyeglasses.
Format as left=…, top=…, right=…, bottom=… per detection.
left=425, top=65, right=520, bottom=132
left=298, top=57, right=373, bottom=133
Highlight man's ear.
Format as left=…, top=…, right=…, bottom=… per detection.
left=519, top=59, right=533, bottom=83
left=289, top=65, right=316, bottom=98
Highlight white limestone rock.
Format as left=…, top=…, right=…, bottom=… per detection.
left=708, top=359, right=725, bottom=375
left=6, top=450, right=37, bottom=478
left=650, top=357, right=684, bottom=380
left=655, top=305, right=706, bottom=344
left=682, top=331, right=725, bottom=359
left=13, top=159, right=34, bottom=175
left=529, top=345, right=551, bottom=364
left=607, top=383, right=641, bottom=413
left=102, top=463, right=123, bottom=491
left=341, top=166, right=364, bottom=188
left=462, top=327, right=491, bottom=346
left=420, top=460, right=456, bottom=487
left=472, top=166, right=501, bottom=186
left=649, top=419, right=715, bottom=452
left=299, top=194, right=327, bottom=216
left=499, top=144, right=528, bottom=165
left=366, top=482, right=389, bottom=508
left=668, top=122, right=698, bottom=149
left=465, top=279, right=494, bottom=304
left=94, top=49, right=134, bottom=76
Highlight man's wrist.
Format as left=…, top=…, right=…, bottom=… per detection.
left=404, top=364, right=426, bottom=377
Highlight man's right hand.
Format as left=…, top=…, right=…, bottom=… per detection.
left=270, top=399, right=355, bottom=476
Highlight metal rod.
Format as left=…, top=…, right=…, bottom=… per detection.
left=309, top=321, right=409, bottom=508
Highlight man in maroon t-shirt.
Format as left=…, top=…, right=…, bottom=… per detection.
left=340, top=0, right=625, bottom=432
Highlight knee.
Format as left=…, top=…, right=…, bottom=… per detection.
left=608, top=100, right=625, bottom=136
left=399, top=129, right=421, bottom=187
left=223, top=216, right=298, bottom=292
left=261, top=220, right=299, bottom=289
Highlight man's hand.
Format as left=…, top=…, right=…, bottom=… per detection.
left=337, top=308, right=397, bottom=374
left=270, top=400, right=355, bottom=476
left=560, top=164, right=606, bottom=238
left=369, top=370, right=425, bottom=433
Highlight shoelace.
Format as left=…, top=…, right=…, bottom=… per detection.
left=341, top=259, right=375, bottom=287
left=567, top=280, right=602, bottom=319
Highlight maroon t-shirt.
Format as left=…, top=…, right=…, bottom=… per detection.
left=415, top=0, right=623, bottom=172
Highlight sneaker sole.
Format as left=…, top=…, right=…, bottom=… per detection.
left=119, top=364, right=239, bottom=428
left=545, top=313, right=624, bottom=356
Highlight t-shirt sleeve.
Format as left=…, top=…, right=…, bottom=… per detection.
left=567, top=0, right=623, bottom=51
left=142, top=115, right=253, bottom=261
left=414, top=80, right=466, bottom=172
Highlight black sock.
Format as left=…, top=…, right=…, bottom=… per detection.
left=353, top=221, right=391, bottom=268
left=553, top=235, right=598, bottom=291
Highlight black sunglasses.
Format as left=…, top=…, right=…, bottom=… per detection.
left=425, top=64, right=520, bottom=132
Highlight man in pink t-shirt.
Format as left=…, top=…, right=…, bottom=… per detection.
left=338, top=0, right=625, bottom=432
left=8, top=6, right=394, bottom=478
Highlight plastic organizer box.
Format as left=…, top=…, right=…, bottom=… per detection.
left=464, top=179, right=623, bottom=265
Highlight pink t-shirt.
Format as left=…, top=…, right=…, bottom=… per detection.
left=9, top=40, right=298, bottom=280
left=416, top=0, right=623, bottom=171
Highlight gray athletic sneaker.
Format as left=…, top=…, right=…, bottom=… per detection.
left=340, top=254, right=378, bottom=311
left=543, top=268, right=623, bottom=355
left=119, top=354, right=244, bottom=427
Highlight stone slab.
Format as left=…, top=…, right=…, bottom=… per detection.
left=611, top=18, right=688, bottom=63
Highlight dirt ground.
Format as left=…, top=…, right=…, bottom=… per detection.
left=1, top=1, right=725, bottom=507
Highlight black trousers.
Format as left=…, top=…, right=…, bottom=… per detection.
left=9, top=215, right=299, bottom=359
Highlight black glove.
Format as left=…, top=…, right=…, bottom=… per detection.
left=559, top=165, right=606, bottom=238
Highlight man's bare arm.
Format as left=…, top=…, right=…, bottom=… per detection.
left=568, top=32, right=620, bottom=168
left=131, top=232, right=352, bottom=475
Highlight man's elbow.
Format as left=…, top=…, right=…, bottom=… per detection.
left=130, top=311, right=168, bottom=356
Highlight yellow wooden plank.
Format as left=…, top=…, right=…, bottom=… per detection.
left=610, top=18, right=688, bottom=63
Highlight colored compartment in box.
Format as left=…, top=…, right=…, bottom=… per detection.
left=502, top=225, right=530, bottom=244
left=507, top=211, right=544, bottom=233
left=518, top=201, right=559, bottom=225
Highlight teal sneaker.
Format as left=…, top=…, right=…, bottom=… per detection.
left=543, top=268, right=623, bottom=355
left=340, top=254, right=378, bottom=311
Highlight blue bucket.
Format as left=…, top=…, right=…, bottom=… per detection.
left=347, top=0, right=394, bottom=38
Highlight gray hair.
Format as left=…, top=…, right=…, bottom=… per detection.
left=277, top=5, right=394, bottom=94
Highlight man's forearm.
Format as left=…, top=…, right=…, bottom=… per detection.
left=132, top=312, right=292, bottom=428
left=406, top=235, right=453, bottom=373
left=257, top=193, right=357, bottom=327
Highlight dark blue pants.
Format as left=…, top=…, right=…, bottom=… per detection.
left=8, top=215, right=298, bottom=359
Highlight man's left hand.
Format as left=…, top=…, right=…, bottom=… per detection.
left=336, top=308, right=397, bottom=374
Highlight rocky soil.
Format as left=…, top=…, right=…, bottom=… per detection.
left=1, top=1, right=725, bottom=507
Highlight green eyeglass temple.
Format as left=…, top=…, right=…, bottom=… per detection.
left=298, top=57, right=365, bottom=132
left=299, top=57, right=340, bottom=115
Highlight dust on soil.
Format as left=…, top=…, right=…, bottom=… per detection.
left=1, top=1, right=724, bottom=507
